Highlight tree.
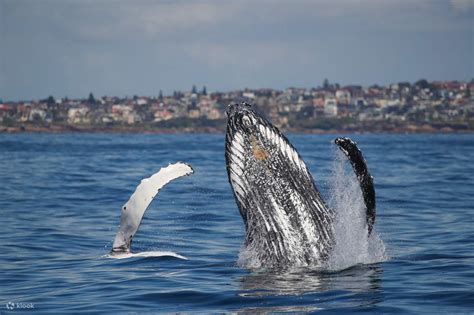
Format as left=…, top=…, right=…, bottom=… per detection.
left=398, top=82, right=411, bottom=89
left=297, top=105, right=314, bottom=119
left=88, top=93, right=96, bottom=104
left=323, top=78, right=329, bottom=90
left=415, top=79, right=430, bottom=90
left=46, top=95, right=55, bottom=106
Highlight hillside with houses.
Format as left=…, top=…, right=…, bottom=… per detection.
left=1, top=79, right=473, bottom=133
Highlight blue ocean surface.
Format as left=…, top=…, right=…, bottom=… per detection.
left=0, top=133, right=473, bottom=314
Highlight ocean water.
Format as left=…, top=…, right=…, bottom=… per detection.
left=0, top=133, right=473, bottom=314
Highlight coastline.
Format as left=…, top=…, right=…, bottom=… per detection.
left=1, top=123, right=472, bottom=135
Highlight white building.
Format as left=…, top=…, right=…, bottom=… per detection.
left=28, top=108, right=47, bottom=122
left=68, top=107, right=90, bottom=124
left=243, top=92, right=255, bottom=100
left=324, top=98, right=338, bottom=117
left=135, top=98, right=148, bottom=106
left=335, top=90, right=351, bottom=104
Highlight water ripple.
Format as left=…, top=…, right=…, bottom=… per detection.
left=1, top=133, right=473, bottom=313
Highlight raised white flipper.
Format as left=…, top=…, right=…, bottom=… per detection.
left=111, top=162, right=194, bottom=254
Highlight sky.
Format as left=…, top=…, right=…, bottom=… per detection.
left=0, top=0, right=473, bottom=101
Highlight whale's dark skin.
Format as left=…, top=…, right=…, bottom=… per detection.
left=225, top=102, right=376, bottom=267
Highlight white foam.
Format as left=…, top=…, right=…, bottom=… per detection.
left=325, top=150, right=387, bottom=271
left=107, top=251, right=188, bottom=260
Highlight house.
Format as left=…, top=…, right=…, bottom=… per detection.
left=154, top=109, right=174, bottom=122
left=324, top=97, right=338, bottom=117
left=28, top=108, right=47, bottom=122
left=135, top=98, right=148, bottom=106
left=0, top=104, right=11, bottom=120
left=68, top=107, right=90, bottom=124
left=125, top=112, right=142, bottom=124
left=206, top=108, right=221, bottom=120
left=335, top=90, right=351, bottom=104
left=243, top=92, right=256, bottom=100
left=188, top=108, right=201, bottom=118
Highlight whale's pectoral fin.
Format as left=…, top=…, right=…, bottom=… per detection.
left=110, top=162, right=194, bottom=254
left=334, top=137, right=376, bottom=235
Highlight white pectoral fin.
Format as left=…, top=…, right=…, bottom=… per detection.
left=111, top=162, right=194, bottom=253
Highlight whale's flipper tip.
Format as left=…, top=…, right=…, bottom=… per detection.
left=171, top=161, right=194, bottom=175
left=334, top=137, right=358, bottom=152
left=110, top=161, right=194, bottom=254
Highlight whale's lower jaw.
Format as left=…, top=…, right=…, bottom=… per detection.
left=225, top=103, right=334, bottom=268
left=232, top=152, right=335, bottom=267
left=242, top=217, right=334, bottom=268
left=234, top=178, right=335, bottom=267
left=240, top=239, right=330, bottom=268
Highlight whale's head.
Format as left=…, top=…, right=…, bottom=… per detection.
left=226, top=102, right=268, bottom=136
left=225, top=103, right=333, bottom=267
left=225, top=102, right=313, bottom=220
left=225, top=102, right=295, bottom=157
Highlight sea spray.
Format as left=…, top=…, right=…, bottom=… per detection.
left=325, top=149, right=387, bottom=271
left=238, top=149, right=387, bottom=270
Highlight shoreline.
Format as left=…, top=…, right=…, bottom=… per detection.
left=1, top=123, right=473, bottom=135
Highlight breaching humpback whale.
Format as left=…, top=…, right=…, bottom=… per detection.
left=109, top=162, right=193, bottom=259
left=225, top=103, right=375, bottom=267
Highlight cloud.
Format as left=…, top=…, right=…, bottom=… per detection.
left=188, top=40, right=318, bottom=70
left=449, top=0, right=473, bottom=12
left=41, top=1, right=242, bottom=43
left=1, top=0, right=472, bottom=100
left=4, top=0, right=471, bottom=45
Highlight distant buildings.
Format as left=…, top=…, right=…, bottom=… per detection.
left=1, top=80, right=473, bottom=132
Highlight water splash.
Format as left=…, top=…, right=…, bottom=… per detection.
left=325, top=149, right=387, bottom=271
left=238, top=149, right=387, bottom=270
left=237, top=244, right=262, bottom=269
